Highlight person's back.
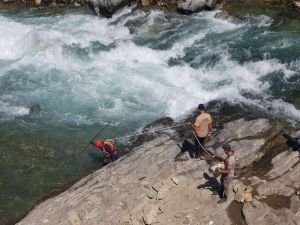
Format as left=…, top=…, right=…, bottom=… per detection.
left=194, top=112, right=212, bottom=138
left=91, top=139, right=119, bottom=162
left=191, top=104, right=212, bottom=159
left=103, top=140, right=119, bottom=161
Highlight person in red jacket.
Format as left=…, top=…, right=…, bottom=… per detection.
left=90, top=139, right=119, bottom=162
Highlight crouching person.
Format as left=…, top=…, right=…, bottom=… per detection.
left=90, top=139, right=119, bottom=163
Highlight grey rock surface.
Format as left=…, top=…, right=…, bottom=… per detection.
left=16, top=119, right=300, bottom=225
left=207, top=118, right=272, bottom=167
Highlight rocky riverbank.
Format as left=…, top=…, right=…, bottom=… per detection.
left=2, top=0, right=300, bottom=17
left=16, top=116, right=300, bottom=225
left=0, top=0, right=85, bottom=9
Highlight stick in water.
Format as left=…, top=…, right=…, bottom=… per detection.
left=78, top=121, right=112, bottom=156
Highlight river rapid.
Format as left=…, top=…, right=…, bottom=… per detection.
left=0, top=5, right=299, bottom=224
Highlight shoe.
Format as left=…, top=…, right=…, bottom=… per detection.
left=217, top=198, right=227, bottom=204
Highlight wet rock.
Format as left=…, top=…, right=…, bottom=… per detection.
left=140, top=0, right=150, bottom=6
left=29, top=104, right=41, bottom=114
left=87, top=0, right=132, bottom=17
left=177, top=0, right=217, bottom=14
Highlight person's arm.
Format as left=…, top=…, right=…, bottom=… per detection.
left=219, top=158, right=234, bottom=174
left=218, top=168, right=231, bottom=174
left=190, top=117, right=200, bottom=130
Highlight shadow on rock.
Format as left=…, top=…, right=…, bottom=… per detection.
left=197, top=172, right=221, bottom=197
left=175, top=139, right=196, bottom=161
left=283, top=133, right=300, bottom=152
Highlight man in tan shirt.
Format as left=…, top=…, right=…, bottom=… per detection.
left=191, top=104, right=212, bottom=159
left=218, top=143, right=235, bottom=203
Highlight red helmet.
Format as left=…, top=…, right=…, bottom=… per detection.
left=95, top=140, right=103, bottom=148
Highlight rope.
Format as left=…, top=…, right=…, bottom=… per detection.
left=192, top=131, right=217, bottom=161
left=111, top=123, right=190, bottom=141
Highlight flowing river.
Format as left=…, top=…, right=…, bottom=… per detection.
left=0, top=5, right=299, bottom=224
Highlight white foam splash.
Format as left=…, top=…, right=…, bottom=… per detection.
left=0, top=100, right=29, bottom=117
left=0, top=9, right=299, bottom=124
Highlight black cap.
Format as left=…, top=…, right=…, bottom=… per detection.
left=198, top=104, right=205, bottom=111
left=222, top=143, right=232, bottom=150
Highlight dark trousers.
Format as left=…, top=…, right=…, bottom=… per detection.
left=194, top=136, right=205, bottom=158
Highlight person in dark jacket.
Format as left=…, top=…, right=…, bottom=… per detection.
left=90, top=139, right=119, bottom=162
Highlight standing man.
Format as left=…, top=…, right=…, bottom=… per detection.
left=218, top=143, right=235, bottom=203
left=190, top=104, right=212, bottom=159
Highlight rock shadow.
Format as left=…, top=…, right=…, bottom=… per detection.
left=283, top=133, right=300, bottom=152
left=197, top=172, right=222, bottom=197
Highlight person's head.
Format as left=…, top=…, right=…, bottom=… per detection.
left=222, top=143, right=234, bottom=155
left=198, top=104, right=205, bottom=113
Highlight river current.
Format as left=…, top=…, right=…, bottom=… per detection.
left=0, top=6, right=299, bottom=224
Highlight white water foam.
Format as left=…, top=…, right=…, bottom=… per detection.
left=0, top=9, right=299, bottom=125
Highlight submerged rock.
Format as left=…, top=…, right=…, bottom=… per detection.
left=29, top=104, right=41, bottom=114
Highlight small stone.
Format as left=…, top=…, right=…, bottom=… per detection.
left=244, top=192, right=253, bottom=202
left=141, top=0, right=150, bottom=6
left=35, top=0, right=42, bottom=5
left=143, top=205, right=158, bottom=225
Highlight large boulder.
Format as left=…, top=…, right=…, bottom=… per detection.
left=86, top=0, right=132, bottom=17
left=177, top=0, right=217, bottom=14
